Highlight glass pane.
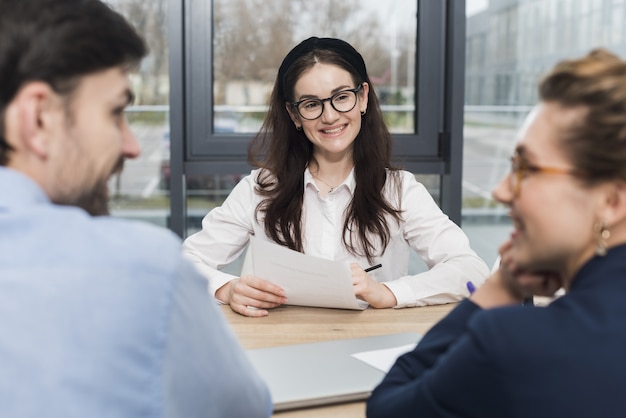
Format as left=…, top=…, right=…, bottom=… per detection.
left=106, top=0, right=171, bottom=228
left=464, top=0, right=626, bottom=265
left=212, top=0, right=417, bottom=134
left=186, top=173, right=248, bottom=274
left=186, top=173, right=247, bottom=236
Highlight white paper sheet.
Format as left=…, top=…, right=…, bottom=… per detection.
left=350, top=343, right=417, bottom=373
left=241, top=237, right=368, bottom=310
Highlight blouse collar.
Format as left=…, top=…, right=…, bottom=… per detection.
left=303, top=166, right=356, bottom=194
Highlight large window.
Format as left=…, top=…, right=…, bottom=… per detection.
left=462, top=0, right=626, bottom=267
left=107, top=0, right=626, bottom=269
left=187, top=0, right=438, bottom=157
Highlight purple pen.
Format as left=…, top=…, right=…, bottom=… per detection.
left=466, top=281, right=476, bottom=295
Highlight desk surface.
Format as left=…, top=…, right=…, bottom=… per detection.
left=222, top=303, right=456, bottom=418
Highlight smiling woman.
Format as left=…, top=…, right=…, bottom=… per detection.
left=367, top=48, right=626, bottom=418
left=285, top=62, right=369, bottom=177
left=182, top=36, right=489, bottom=317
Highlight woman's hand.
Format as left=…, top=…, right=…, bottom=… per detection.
left=498, top=239, right=563, bottom=298
left=350, top=263, right=397, bottom=308
left=216, top=275, right=287, bottom=317
left=471, top=240, right=563, bottom=309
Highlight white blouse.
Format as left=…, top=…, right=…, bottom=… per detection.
left=182, top=168, right=489, bottom=308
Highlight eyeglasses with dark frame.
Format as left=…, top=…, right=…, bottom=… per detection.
left=291, top=83, right=363, bottom=120
left=508, top=152, right=581, bottom=197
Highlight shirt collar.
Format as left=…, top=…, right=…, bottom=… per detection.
left=304, top=166, right=356, bottom=194
left=0, top=166, right=50, bottom=209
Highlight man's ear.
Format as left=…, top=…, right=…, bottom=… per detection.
left=9, top=81, right=61, bottom=159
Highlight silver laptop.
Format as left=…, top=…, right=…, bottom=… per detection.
left=246, top=332, right=421, bottom=412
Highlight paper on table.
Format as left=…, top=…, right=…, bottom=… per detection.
left=241, top=236, right=368, bottom=310
left=351, top=343, right=417, bottom=373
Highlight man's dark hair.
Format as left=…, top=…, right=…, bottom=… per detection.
left=0, top=0, right=148, bottom=165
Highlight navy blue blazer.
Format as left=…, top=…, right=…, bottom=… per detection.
left=367, top=245, right=626, bottom=418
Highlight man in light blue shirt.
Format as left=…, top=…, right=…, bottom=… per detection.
left=0, top=1, right=271, bottom=417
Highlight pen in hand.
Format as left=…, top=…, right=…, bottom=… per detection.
left=364, top=264, right=382, bottom=273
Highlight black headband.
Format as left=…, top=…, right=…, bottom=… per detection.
left=277, top=37, right=368, bottom=99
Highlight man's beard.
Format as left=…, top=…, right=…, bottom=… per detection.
left=73, top=179, right=111, bottom=216
left=72, top=157, right=125, bottom=216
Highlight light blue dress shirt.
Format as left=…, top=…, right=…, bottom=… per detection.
left=0, top=167, right=271, bottom=418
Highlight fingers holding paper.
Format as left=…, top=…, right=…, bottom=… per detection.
left=217, top=275, right=287, bottom=317
left=350, top=263, right=397, bottom=309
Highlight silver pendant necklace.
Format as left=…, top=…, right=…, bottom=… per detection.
left=312, top=175, right=339, bottom=192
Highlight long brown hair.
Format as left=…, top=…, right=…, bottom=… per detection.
left=248, top=37, right=402, bottom=263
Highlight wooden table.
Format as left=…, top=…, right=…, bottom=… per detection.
left=222, top=303, right=456, bottom=418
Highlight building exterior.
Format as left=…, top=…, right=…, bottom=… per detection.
left=466, top=0, right=626, bottom=106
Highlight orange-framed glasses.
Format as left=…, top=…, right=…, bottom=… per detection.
left=509, top=152, right=580, bottom=197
